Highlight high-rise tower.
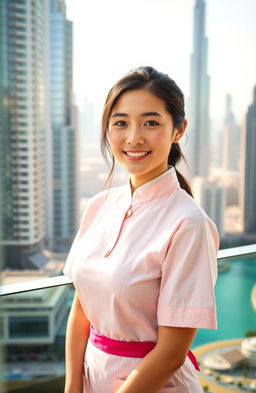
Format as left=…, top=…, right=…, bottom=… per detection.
left=240, top=86, right=256, bottom=235
left=0, top=0, right=47, bottom=269
left=223, top=94, right=241, bottom=172
left=44, top=0, right=79, bottom=252
left=187, top=0, right=210, bottom=177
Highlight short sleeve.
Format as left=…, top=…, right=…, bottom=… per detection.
left=62, top=222, right=83, bottom=282
left=62, top=191, right=105, bottom=282
left=157, top=216, right=219, bottom=329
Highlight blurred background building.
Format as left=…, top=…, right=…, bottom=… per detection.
left=1, top=0, right=256, bottom=271
left=0, top=0, right=47, bottom=269
left=0, top=271, right=69, bottom=362
left=240, top=86, right=256, bottom=238
left=222, top=94, right=241, bottom=172
left=187, top=0, right=210, bottom=178
left=0, top=0, right=78, bottom=270
left=44, top=0, right=79, bottom=253
left=1, top=1, right=256, bottom=392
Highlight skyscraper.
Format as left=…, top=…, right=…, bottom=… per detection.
left=223, top=94, right=241, bottom=172
left=44, top=0, right=79, bottom=252
left=187, top=0, right=210, bottom=177
left=0, top=0, right=78, bottom=268
left=0, top=0, right=47, bottom=269
left=240, top=86, right=256, bottom=235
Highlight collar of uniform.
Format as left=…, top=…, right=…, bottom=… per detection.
left=127, top=166, right=180, bottom=204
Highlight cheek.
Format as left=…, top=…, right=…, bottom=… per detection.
left=108, top=132, right=120, bottom=146
left=150, top=130, right=172, bottom=145
left=108, top=132, right=122, bottom=150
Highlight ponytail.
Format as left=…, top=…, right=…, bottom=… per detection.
left=168, top=143, right=193, bottom=198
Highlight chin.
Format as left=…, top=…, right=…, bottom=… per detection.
left=125, top=168, right=150, bottom=177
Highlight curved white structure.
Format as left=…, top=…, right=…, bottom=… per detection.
left=241, top=337, right=256, bottom=366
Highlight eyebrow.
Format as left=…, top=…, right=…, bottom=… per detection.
left=111, top=111, right=162, bottom=118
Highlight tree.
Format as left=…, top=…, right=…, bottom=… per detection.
left=242, top=359, right=249, bottom=368
left=245, top=330, right=256, bottom=337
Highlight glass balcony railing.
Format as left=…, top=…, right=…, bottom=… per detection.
left=0, top=281, right=73, bottom=393
left=0, top=245, right=256, bottom=393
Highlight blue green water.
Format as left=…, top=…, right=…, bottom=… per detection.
left=192, top=255, right=256, bottom=349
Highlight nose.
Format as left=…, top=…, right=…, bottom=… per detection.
left=126, top=126, right=144, bottom=145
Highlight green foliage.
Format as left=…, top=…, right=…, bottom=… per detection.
left=245, top=330, right=256, bottom=337
left=242, top=359, right=249, bottom=368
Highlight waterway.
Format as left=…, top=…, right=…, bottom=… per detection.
left=192, top=254, right=256, bottom=348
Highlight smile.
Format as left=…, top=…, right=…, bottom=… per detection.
left=123, top=150, right=151, bottom=160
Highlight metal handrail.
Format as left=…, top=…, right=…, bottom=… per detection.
left=1, top=244, right=256, bottom=297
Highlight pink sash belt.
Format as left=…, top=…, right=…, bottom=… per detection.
left=89, top=324, right=200, bottom=371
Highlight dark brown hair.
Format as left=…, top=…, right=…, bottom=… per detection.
left=101, top=66, right=193, bottom=197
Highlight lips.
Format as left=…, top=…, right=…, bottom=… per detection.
left=123, top=150, right=152, bottom=161
left=123, top=150, right=151, bottom=157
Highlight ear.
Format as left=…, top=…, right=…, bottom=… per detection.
left=172, top=119, right=187, bottom=143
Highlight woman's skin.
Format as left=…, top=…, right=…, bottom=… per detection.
left=108, top=88, right=187, bottom=193
left=65, top=292, right=90, bottom=393
left=64, top=89, right=196, bottom=393
left=115, top=326, right=197, bottom=393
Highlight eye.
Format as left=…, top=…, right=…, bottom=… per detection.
left=113, top=120, right=127, bottom=127
left=145, top=120, right=159, bottom=127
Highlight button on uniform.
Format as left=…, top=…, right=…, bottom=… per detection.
left=126, top=208, right=133, bottom=218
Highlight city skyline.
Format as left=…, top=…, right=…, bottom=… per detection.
left=71, top=0, right=256, bottom=247
left=66, top=0, right=256, bottom=126
left=1, top=0, right=255, bottom=268
left=0, top=3, right=255, bottom=392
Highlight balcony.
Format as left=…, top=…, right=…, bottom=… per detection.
left=0, top=245, right=256, bottom=393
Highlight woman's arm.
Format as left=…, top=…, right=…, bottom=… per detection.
left=116, top=326, right=197, bottom=393
left=64, top=290, right=90, bottom=393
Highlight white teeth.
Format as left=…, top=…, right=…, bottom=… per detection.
left=126, top=152, right=148, bottom=157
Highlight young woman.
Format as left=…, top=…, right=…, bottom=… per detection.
left=63, top=66, right=219, bottom=393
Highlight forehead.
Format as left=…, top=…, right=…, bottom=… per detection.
left=112, top=89, right=168, bottom=115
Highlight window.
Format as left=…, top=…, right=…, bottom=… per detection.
left=9, top=316, right=49, bottom=338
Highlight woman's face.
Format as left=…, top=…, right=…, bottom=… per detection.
left=108, top=88, right=186, bottom=191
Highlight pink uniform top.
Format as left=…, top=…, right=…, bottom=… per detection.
left=63, top=166, right=220, bottom=393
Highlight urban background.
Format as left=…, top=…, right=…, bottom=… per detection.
left=0, top=0, right=255, bottom=392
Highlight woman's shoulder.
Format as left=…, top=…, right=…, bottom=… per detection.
left=172, top=187, right=217, bottom=227
left=169, top=188, right=220, bottom=249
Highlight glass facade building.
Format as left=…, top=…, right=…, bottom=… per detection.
left=0, top=0, right=46, bottom=269
left=0, top=0, right=78, bottom=269
left=45, top=0, right=78, bottom=252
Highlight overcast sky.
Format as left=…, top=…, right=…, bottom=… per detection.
left=66, top=0, right=256, bottom=126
